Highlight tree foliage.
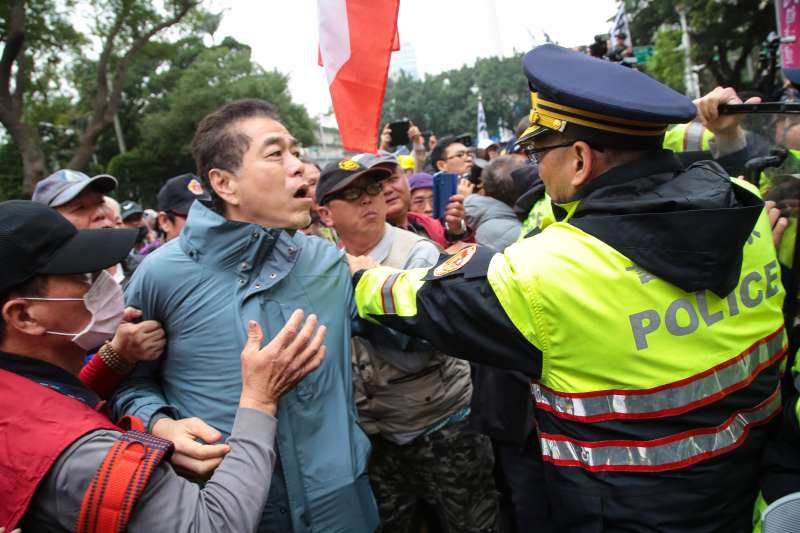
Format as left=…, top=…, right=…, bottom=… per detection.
left=106, top=37, right=315, bottom=206
left=645, top=26, right=685, bottom=93
left=0, top=0, right=197, bottom=194
left=0, top=3, right=315, bottom=204
left=627, top=0, right=776, bottom=90
left=381, top=54, right=529, bottom=139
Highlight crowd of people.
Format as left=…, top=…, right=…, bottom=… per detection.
left=3, top=41, right=800, bottom=533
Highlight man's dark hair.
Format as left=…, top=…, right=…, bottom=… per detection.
left=429, top=136, right=459, bottom=169
left=191, top=99, right=281, bottom=213
left=482, top=156, right=527, bottom=207
left=0, top=276, right=48, bottom=344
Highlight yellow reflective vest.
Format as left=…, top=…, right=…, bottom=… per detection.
left=354, top=161, right=787, bottom=528
left=663, top=121, right=714, bottom=153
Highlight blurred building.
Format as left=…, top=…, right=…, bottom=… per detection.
left=389, top=41, right=420, bottom=80
left=303, top=113, right=347, bottom=166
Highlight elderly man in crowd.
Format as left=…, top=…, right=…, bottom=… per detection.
left=316, top=159, right=498, bottom=532
left=464, top=156, right=529, bottom=252
left=31, top=170, right=163, bottom=366
left=112, top=99, right=378, bottom=533
left=0, top=200, right=325, bottom=532
left=408, top=172, right=434, bottom=217
left=355, top=153, right=471, bottom=249
left=32, top=169, right=116, bottom=229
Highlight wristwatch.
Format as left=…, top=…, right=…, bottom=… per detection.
left=445, top=219, right=468, bottom=242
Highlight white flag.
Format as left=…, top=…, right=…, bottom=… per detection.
left=610, top=2, right=632, bottom=48
left=477, top=98, right=489, bottom=143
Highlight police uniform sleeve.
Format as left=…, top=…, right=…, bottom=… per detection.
left=353, top=244, right=543, bottom=378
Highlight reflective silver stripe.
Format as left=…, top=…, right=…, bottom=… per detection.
left=381, top=273, right=401, bottom=314
left=533, top=329, right=786, bottom=421
left=684, top=121, right=706, bottom=151
left=540, top=388, right=781, bottom=472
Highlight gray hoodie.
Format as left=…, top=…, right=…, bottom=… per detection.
left=464, top=194, right=521, bottom=252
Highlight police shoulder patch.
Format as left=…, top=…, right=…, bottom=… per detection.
left=339, top=159, right=360, bottom=171
left=433, top=244, right=477, bottom=277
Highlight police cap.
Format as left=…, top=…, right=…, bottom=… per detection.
left=519, top=44, right=697, bottom=150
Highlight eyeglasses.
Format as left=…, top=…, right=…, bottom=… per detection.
left=446, top=150, right=472, bottom=160
left=522, top=142, right=575, bottom=164
left=330, top=181, right=383, bottom=202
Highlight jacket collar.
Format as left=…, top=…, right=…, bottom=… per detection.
left=181, top=200, right=293, bottom=271
left=559, top=152, right=763, bottom=298
left=0, top=351, right=100, bottom=408
left=571, top=150, right=683, bottom=201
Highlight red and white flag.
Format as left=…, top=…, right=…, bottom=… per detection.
left=318, top=0, right=400, bottom=153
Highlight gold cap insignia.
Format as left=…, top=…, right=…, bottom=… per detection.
left=187, top=179, right=204, bottom=195
left=338, top=159, right=360, bottom=171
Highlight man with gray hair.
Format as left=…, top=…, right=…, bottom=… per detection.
left=464, top=156, right=528, bottom=251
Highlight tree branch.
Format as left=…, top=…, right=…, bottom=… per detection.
left=92, top=0, right=132, bottom=121
left=110, top=0, right=197, bottom=103
left=69, top=0, right=198, bottom=169
left=12, top=44, right=28, bottom=111
left=0, top=0, right=26, bottom=104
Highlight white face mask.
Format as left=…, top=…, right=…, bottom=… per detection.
left=23, top=270, right=125, bottom=351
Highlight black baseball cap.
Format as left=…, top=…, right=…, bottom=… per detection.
left=120, top=200, right=144, bottom=221
left=0, top=200, right=137, bottom=294
left=157, top=173, right=210, bottom=215
left=316, top=159, right=392, bottom=205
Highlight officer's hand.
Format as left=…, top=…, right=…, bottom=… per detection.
left=380, top=124, right=392, bottom=151
left=694, top=86, right=760, bottom=142
left=766, top=200, right=789, bottom=250
left=445, top=194, right=467, bottom=235
left=153, top=416, right=230, bottom=479
left=347, top=253, right=380, bottom=274
left=409, top=123, right=422, bottom=146
left=108, top=308, right=166, bottom=364
left=239, top=311, right=326, bottom=417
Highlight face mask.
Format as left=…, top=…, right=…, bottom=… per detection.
left=23, top=270, right=125, bottom=351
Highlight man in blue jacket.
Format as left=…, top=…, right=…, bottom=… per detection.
left=112, top=99, right=378, bottom=533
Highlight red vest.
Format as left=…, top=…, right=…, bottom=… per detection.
left=0, top=369, right=116, bottom=530
left=407, top=212, right=448, bottom=247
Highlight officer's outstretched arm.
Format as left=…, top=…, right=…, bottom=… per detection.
left=353, top=245, right=542, bottom=378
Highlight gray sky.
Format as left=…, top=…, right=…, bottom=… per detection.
left=214, top=0, right=620, bottom=118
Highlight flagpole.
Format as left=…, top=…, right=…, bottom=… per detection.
left=678, top=5, right=701, bottom=99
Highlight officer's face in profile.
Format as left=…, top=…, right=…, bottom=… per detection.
left=533, top=132, right=599, bottom=203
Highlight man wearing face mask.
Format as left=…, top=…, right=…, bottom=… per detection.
left=0, top=200, right=327, bottom=532
left=32, top=169, right=163, bottom=359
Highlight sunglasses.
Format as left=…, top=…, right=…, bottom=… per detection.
left=329, top=181, right=383, bottom=202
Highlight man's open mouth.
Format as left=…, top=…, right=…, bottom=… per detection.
left=294, top=185, right=309, bottom=199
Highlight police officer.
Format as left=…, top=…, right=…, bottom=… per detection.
left=348, top=44, right=787, bottom=532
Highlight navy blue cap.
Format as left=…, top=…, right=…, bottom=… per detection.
left=519, top=44, right=697, bottom=149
